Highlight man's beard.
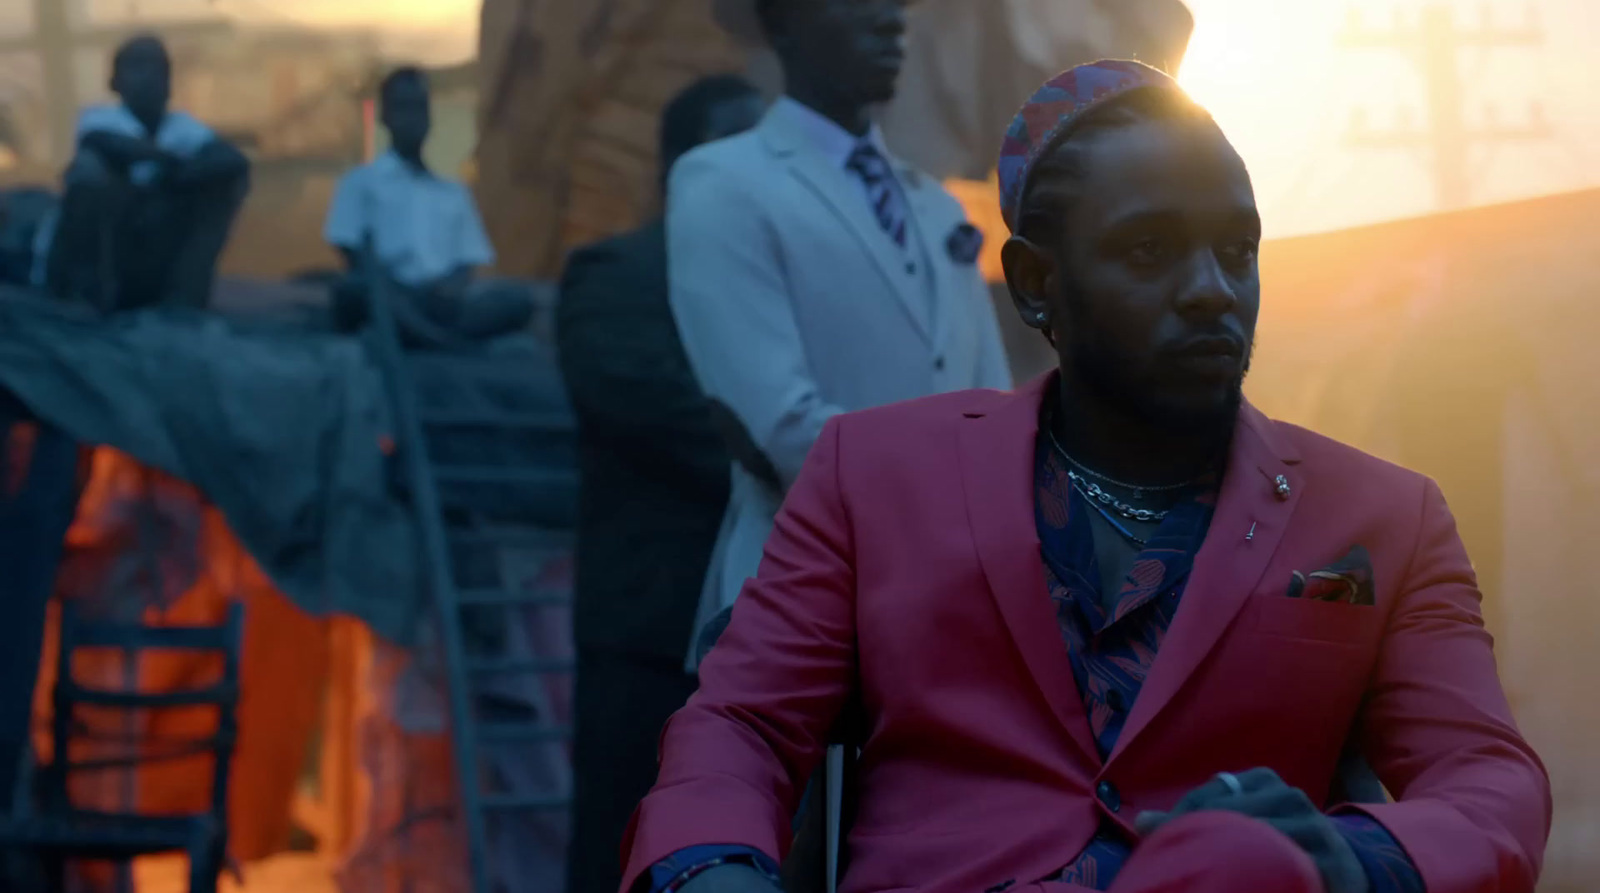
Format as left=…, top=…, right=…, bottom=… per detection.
left=1066, top=328, right=1251, bottom=441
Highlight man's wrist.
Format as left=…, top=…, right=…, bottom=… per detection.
left=1328, top=814, right=1424, bottom=893
left=645, top=845, right=782, bottom=893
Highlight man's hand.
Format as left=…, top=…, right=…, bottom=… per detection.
left=153, top=149, right=187, bottom=182
left=1134, top=767, right=1369, bottom=893
left=432, top=268, right=472, bottom=304
left=77, top=130, right=171, bottom=174
left=676, top=863, right=783, bottom=893
left=707, top=399, right=783, bottom=492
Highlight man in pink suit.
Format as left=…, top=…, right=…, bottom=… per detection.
left=621, top=61, right=1550, bottom=893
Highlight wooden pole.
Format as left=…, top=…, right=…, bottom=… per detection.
left=36, top=0, right=81, bottom=164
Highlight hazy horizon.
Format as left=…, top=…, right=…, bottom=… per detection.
left=1180, top=0, right=1600, bottom=238
left=7, top=0, right=1598, bottom=238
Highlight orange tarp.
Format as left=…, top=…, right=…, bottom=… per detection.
left=31, top=448, right=329, bottom=871
left=25, top=446, right=573, bottom=892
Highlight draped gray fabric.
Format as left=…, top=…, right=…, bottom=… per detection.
left=0, top=286, right=574, bottom=647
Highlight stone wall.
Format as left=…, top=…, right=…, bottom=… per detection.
left=473, top=0, right=1194, bottom=280
left=474, top=0, right=744, bottom=280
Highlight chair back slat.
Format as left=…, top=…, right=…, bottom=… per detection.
left=59, top=608, right=244, bottom=655
left=62, top=739, right=220, bottom=775
left=45, top=600, right=245, bottom=827
left=55, top=684, right=238, bottom=711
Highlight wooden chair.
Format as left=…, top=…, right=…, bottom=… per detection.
left=0, top=600, right=245, bottom=893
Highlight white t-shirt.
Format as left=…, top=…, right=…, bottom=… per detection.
left=323, top=151, right=496, bottom=288
left=75, top=103, right=216, bottom=186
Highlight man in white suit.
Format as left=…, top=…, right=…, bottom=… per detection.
left=671, top=0, right=1012, bottom=662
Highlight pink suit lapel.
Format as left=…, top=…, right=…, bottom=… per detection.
left=956, top=373, right=1101, bottom=765
left=1107, top=403, right=1305, bottom=764
left=955, top=374, right=1306, bottom=769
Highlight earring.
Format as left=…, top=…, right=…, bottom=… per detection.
left=1034, top=312, right=1047, bottom=323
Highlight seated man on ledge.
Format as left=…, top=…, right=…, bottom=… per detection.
left=39, top=34, right=250, bottom=311
left=621, top=62, right=1550, bottom=893
left=324, top=66, right=533, bottom=350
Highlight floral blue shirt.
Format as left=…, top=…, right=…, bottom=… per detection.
left=1032, top=425, right=1420, bottom=892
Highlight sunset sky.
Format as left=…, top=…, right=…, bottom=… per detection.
left=67, top=0, right=1600, bottom=238
left=1178, top=0, right=1600, bottom=236
left=240, top=0, right=480, bottom=31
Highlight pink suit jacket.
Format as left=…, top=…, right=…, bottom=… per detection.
left=621, top=373, right=1551, bottom=893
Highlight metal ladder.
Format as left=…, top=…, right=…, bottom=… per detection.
left=360, top=244, right=575, bottom=893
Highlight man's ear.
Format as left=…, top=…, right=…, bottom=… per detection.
left=1002, top=234, right=1055, bottom=335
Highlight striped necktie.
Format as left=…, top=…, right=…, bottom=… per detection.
left=846, top=142, right=908, bottom=248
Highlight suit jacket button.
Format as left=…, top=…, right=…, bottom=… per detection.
left=1096, top=780, right=1121, bottom=813
left=934, top=356, right=946, bottom=371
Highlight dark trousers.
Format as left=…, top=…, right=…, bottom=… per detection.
left=331, top=276, right=536, bottom=350
left=566, top=648, right=697, bottom=893
left=46, top=149, right=247, bottom=312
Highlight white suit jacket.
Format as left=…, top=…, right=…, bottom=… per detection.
left=667, top=99, right=1012, bottom=665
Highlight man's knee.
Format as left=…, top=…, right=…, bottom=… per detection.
left=210, top=167, right=251, bottom=214
left=186, top=168, right=250, bottom=232
left=469, top=279, right=536, bottom=314
left=62, top=148, right=116, bottom=190
left=1112, top=812, right=1322, bottom=893
left=462, top=279, right=537, bottom=338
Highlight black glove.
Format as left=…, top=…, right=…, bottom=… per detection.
left=1135, top=767, right=1369, bottom=893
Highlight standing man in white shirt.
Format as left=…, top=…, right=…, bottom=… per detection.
left=38, top=34, right=250, bottom=311
left=324, top=67, right=533, bottom=349
left=671, top=0, right=1012, bottom=652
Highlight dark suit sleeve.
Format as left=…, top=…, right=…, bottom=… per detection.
left=620, top=417, right=857, bottom=891
left=556, top=242, right=730, bottom=493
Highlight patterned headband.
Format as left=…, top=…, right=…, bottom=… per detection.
left=997, top=59, right=1185, bottom=233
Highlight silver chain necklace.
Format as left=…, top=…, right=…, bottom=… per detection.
left=1070, top=478, right=1152, bottom=545
left=1044, top=421, right=1199, bottom=523
left=1075, top=483, right=1152, bottom=547
left=1066, top=468, right=1169, bottom=523
left=1065, top=457, right=1198, bottom=497
left=1048, top=430, right=1203, bottom=498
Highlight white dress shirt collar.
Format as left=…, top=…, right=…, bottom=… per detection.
left=772, top=96, right=893, bottom=171
left=372, top=148, right=435, bottom=178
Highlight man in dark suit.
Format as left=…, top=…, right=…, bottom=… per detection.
left=556, top=74, right=766, bottom=893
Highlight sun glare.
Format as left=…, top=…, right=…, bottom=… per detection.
left=270, top=0, right=480, bottom=28
left=1168, top=1, right=1362, bottom=236
left=1174, top=1, right=1327, bottom=129
left=1175, top=13, right=1245, bottom=109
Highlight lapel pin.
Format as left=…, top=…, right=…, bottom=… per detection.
left=1245, top=521, right=1257, bottom=542
left=1274, top=475, right=1292, bottom=500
